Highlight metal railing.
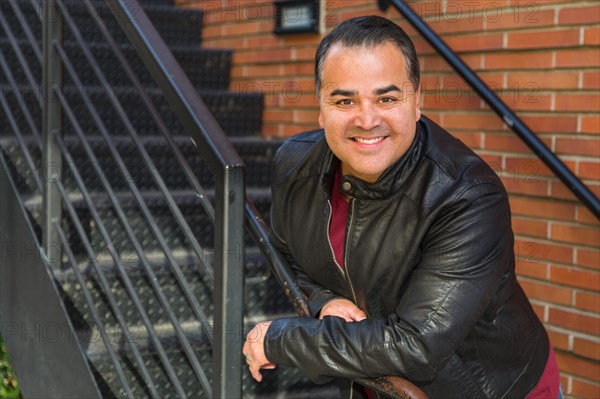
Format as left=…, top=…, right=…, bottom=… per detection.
left=379, top=0, right=600, bottom=219
left=1, top=0, right=245, bottom=397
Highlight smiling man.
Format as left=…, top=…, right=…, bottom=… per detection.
left=243, top=16, right=560, bottom=399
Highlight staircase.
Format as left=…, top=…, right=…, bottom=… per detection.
left=0, top=0, right=340, bottom=397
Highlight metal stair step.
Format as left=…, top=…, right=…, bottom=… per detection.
left=0, top=0, right=203, bottom=47
left=0, top=83, right=264, bottom=138
left=0, top=136, right=281, bottom=199
left=0, top=38, right=232, bottom=91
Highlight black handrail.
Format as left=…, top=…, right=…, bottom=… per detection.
left=379, top=0, right=600, bottom=219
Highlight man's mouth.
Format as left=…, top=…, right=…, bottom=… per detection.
left=352, top=136, right=385, bottom=145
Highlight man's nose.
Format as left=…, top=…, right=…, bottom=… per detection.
left=353, top=103, right=381, bottom=131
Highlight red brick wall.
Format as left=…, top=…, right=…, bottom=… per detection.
left=179, top=0, right=599, bottom=397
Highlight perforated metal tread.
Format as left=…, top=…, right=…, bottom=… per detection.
left=0, top=38, right=232, bottom=91
left=0, top=0, right=203, bottom=47
left=0, top=83, right=264, bottom=138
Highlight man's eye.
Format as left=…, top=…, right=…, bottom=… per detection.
left=336, top=99, right=354, bottom=105
left=379, top=97, right=396, bottom=103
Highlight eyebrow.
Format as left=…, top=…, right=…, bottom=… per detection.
left=328, top=84, right=403, bottom=97
left=374, top=84, right=402, bottom=95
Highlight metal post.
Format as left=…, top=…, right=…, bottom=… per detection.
left=213, top=165, right=245, bottom=398
left=42, top=0, right=63, bottom=269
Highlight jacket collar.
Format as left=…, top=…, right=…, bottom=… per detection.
left=320, top=121, right=426, bottom=201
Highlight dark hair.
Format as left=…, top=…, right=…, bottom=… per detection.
left=314, top=15, right=420, bottom=93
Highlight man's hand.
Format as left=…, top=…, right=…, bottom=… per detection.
left=319, top=298, right=367, bottom=322
left=243, top=321, right=276, bottom=382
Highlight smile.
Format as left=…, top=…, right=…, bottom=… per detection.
left=352, top=136, right=386, bottom=145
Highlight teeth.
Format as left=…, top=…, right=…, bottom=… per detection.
left=354, top=136, right=384, bottom=145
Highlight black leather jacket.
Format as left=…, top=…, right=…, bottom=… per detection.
left=265, top=116, right=549, bottom=398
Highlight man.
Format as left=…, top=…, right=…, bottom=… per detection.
left=243, top=16, right=560, bottom=399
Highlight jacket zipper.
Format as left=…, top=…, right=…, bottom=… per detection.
left=329, top=199, right=362, bottom=399
left=344, top=199, right=360, bottom=306
left=326, top=200, right=345, bottom=276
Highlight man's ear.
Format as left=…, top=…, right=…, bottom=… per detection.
left=318, top=110, right=324, bottom=128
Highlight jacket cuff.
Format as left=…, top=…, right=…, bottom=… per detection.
left=264, top=317, right=333, bottom=384
left=307, top=290, right=342, bottom=318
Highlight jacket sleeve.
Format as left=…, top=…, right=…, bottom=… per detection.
left=264, top=182, right=515, bottom=383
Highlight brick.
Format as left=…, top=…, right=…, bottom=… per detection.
left=428, top=15, right=484, bottom=35
left=583, top=71, right=600, bottom=90
left=551, top=180, right=600, bottom=202
left=551, top=223, right=600, bottom=247
left=412, top=37, right=436, bottom=56
left=530, top=301, right=546, bottom=322
left=584, top=26, right=600, bottom=45
left=443, top=113, right=506, bottom=131
left=246, top=36, right=281, bottom=49
left=578, top=161, right=600, bottom=180
left=521, top=115, right=578, bottom=134
left=282, top=92, right=319, bottom=108
left=293, top=47, right=316, bottom=62
left=422, top=54, right=483, bottom=72
left=281, top=123, right=317, bottom=137
left=515, top=240, right=573, bottom=264
left=508, top=29, right=580, bottom=50
left=573, top=337, right=600, bottom=361
left=293, top=109, right=319, bottom=124
left=208, top=37, right=246, bottom=49
left=263, top=109, right=294, bottom=123
left=245, top=64, right=282, bottom=78
left=515, top=259, right=548, bottom=280
left=577, top=206, right=600, bottom=226
left=233, top=48, right=292, bottom=64
left=337, top=8, right=385, bottom=23
left=223, top=22, right=259, bottom=36
left=577, top=248, right=600, bottom=270
left=261, top=123, right=280, bottom=138
left=486, top=133, right=531, bottom=152
left=575, top=291, right=600, bottom=313
left=520, top=279, right=573, bottom=306
left=549, top=308, right=599, bottom=336
left=547, top=328, right=570, bottom=352
left=281, top=35, right=323, bottom=46
left=281, top=63, right=314, bottom=77
left=445, top=33, right=504, bottom=52
left=571, top=378, right=600, bottom=399
left=555, top=94, right=600, bottom=112
left=508, top=71, right=579, bottom=90
left=512, top=216, right=548, bottom=238
left=496, top=91, right=553, bottom=112
left=452, top=132, right=482, bottom=148
left=556, top=49, right=600, bottom=68
left=505, top=156, right=563, bottom=179
left=558, top=5, right=600, bottom=25
left=502, top=176, right=550, bottom=196
left=550, top=265, right=600, bottom=291
left=555, top=138, right=600, bottom=158
left=486, top=7, right=555, bottom=31
left=201, top=24, right=223, bottom=39
left=486, top=51, right=554, bottom=70
left=509, top=197, right=576, bottom=222
left=555, top=351, right=600, bottom=382
left=510, top=0, right=568, bottom=6
left=580, top=116, right=600, bottom=135
left=422, top=90, right=482, bottom=110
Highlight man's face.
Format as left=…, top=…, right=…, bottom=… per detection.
left=318, top=42, right=421, bottom=183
